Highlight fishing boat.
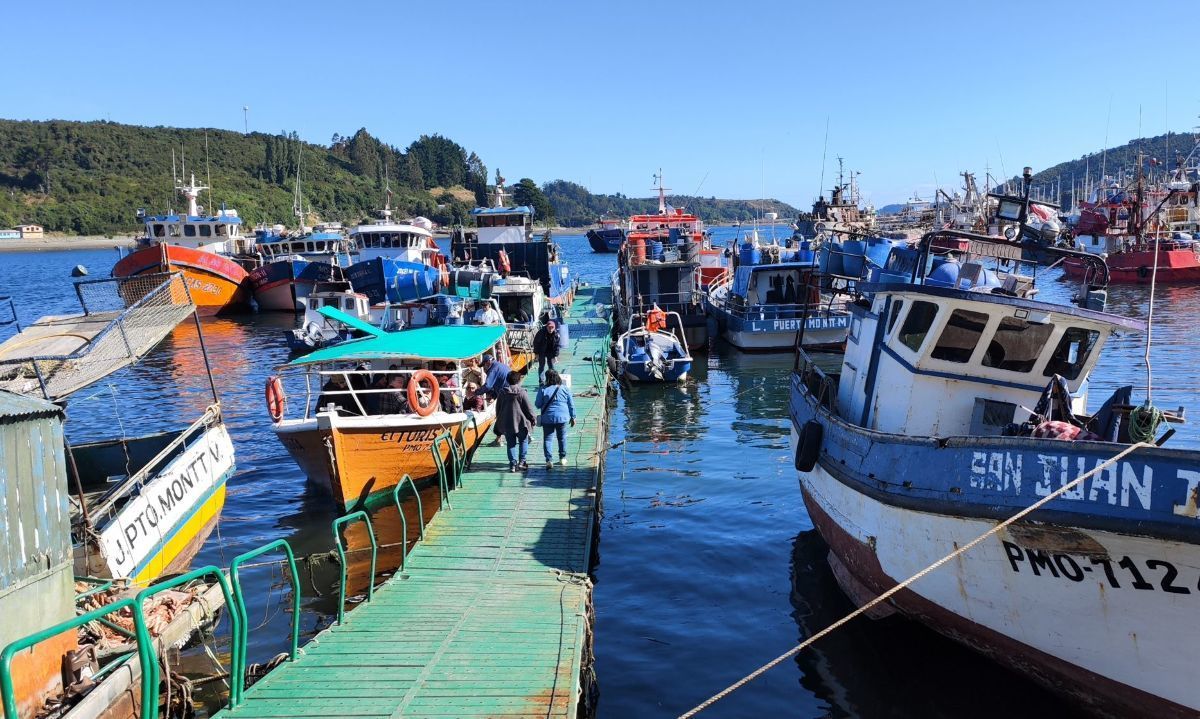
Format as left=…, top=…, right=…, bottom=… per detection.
left=615, top=310, right=692, bottom=382
left=113, top=174, right=255, bottom=315
left=249, top=223, right=354, bottom=311
left=344, top=189, right=448, bottom=304
left=451, top=172, right=575, bottom=308
left=268, top=320, right=513, bottom=509
left=287, top=281, right=373, bottom=351
left=586, top=217, right=625, bottom=253
left=706, top=231, right=852, bottom=351
left=789, top=225, right=1200, bottom=717
left=1064, top=163, right=1200, bottom=284
left=612, top=171, right=715, bottom=348
left=794, top=159, right=877, bottom=239
left=0, top=273, right=234, bottom=585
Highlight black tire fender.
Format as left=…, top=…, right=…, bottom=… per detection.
left=795, top=420, right=823, bottom=472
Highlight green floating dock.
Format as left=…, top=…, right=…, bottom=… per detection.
left=218, top=286, right=612, bottom=718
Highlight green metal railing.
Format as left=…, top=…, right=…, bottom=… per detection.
left=432, top=431, right=463, bottom=506
left=229, top=539, right=300, bottom=706
left=132, top=567, right=240, bottom=712
left=391, top=474, right=424, bottom=570
left=1, top=598, right=152, bottom=719
left=332, top=511, right=377, bottom=625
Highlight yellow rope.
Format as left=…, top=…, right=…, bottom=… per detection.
left=678, top=440, right=1153, bottom=718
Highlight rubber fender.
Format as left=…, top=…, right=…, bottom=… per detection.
left=795, top=420, right=823, bottom=472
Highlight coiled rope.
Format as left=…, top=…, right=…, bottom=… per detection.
left=1128, top=402, right=1164, bottom=444
left=677, top=440, right=1153, bottom=718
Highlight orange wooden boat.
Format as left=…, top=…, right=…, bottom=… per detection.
left=269, top=321, right=515, bottom=509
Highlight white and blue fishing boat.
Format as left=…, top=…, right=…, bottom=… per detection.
left=706, top=231, right=852, bottom=351
left=249, top=223, right=354, bottom=311
left=615, top=310, right=692, bottom=383
left=344, top=191, right=448, bottom=305
left=451, top=173, right=575, bottom=309
left=789, top=226, right=1200, bottom=717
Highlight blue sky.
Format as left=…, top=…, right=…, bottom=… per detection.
left=6, top=0, right=1196, bottom=208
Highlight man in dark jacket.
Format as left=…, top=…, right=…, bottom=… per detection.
left=493, top=371, right=536, bottom=471
left=532, top=320, right=561, bottom=384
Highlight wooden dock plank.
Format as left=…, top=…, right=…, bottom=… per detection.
left=216, top=287, right=610, bottom=719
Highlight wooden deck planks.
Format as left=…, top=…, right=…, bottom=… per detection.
left=217, top=287, right=610, bottom=719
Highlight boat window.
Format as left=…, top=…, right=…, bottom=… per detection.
left=898, top=301, right=938, bottom=353
left=184, top=224, right=197, bottom=237
left=982, top=317, right=1056, bottom=373
left=931, top=309, right=989, bottom=363
left=343, top=299, right=355, bottom=310
left=306, top=242, right=315, bottom=253
left=316, top=241, right=326, bottom=252
left=153, top=224, right=165, bottom=237
left=199, top=225, right=211, bottom=237
left=1044, top=327, right=1101, bottom=380
left=168, top=224, right=181, bottom=237
left=886, top=300, right=904, bottom=334
left=216, top=224, right=227, bottom=236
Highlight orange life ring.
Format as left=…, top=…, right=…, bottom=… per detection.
left=408, top=370, right=440, bottom=417
left=497, top=249, right=512, bottom=274
left=265, top=375, right=286, bottom=422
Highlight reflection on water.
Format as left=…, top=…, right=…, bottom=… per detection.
left=6, top=244, right=1200, bottom=717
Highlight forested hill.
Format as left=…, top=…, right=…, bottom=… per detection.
left=1017, top=131, right=1197, bottom=194
left=0, top=118, right=800, bottom=235
left=542, top=180, right=799, bottom=227
left=0, top=120, right=489, bottom=235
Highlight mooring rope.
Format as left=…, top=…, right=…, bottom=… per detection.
left=677, top=440, right=1153, bottom=718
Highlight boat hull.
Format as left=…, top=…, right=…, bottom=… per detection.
left=586, top=228, right=624, bottom=253
left=707, top=303, right=850, bottom=351
left=275, top=411, right=495, bottom=509
left=1063, top=246, right=1200, bottom=284
left=789, top=375, right=1200, bottom=717
left=623, top=360, right=690, bottom=383
left=113, top=245, right=251, bottom=315
left=249, top=259, right=345, bottom=312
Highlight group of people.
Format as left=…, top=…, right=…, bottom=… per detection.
left=315, top=361, right=469, bottom=417
left=492, top=366, right=576, bottom=472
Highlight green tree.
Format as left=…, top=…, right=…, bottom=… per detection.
left=513, top=178, right=553, bottom=221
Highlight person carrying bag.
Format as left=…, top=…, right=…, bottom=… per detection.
left=534, top=369, right=576, bottom=469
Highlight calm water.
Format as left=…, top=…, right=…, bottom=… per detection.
left=3, top=231, right=1197, bottom=717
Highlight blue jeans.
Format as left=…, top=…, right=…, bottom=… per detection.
left=505, top=429, right=529, bottom=466
left=538, top=355, right=556, bottom=383
left=542, top=422, right=567, bottom=462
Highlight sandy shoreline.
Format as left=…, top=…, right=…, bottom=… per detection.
left=0, top=236, right=138, bottom=253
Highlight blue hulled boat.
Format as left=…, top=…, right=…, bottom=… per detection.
left=586, top=218, right=625, bottom=253
left=249, top=224, right=353, bottom=311
left=615, top=310, right=692, bottom=383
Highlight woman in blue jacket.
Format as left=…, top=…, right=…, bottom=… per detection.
left=534, top=369, right=576, bottom=468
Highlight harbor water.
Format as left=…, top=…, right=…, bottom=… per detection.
left=4, top=229, right=1197, bottom=717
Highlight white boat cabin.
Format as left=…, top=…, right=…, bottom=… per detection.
left=138, top=174, right=250, bottom=254
left=472, top=206, right=533, bottom=244
left=834, top=285, right=1136, bottom=438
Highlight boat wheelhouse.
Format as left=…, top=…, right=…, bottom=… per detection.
left=612, top=171, right=716, bottom=348
left=113, top=174, right=255, bottom=315
left=250, top=223, right=355, bottom=311
left=790, top=228, right=1200, bottom=717
left=451, top=174, right=575, bottom=308
left=269, top=323, right=513, bottom=509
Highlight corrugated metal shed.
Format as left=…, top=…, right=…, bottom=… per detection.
left=0, top=389, right=72, bottom=623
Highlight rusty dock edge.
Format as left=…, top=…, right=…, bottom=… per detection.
left=215, top=285, right=613, bottom=719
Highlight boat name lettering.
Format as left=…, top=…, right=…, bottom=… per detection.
left=1001, top=540, right=1194, bottom=594
left=98, top=428, right=233, bottom=578
left=769, top=316, right=850, bottom=332
left=184, top=276, right=221, bottom=296
left=381, top=428, right=442, bottom=444
left=968, top=451, right=1157, bottom=510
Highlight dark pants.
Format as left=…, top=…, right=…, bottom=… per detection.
left=541, top=422, right=567, bottom=462
left=505, top=429, right=529, bottom=466
left=538, top=355, right=557, bottom=383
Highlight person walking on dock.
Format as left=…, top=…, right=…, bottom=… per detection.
left=475, top=353, right=511, bottom=445
left=495, top=370, right=536, bottom=471
left=535, top=369, right=575, bottom=469
left=533, top=319, right=561, bottom=384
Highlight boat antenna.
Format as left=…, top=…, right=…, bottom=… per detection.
left=1100, top=94, right=1113, bottom=183
left=818, top=116, right=829, bottom=203
left=204, top=130, right=214, bottom=216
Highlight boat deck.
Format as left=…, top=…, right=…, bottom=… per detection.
left=216, top=286, right=612, bottom=718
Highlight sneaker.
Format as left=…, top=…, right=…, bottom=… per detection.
left=546, top=462, right=554, bottom=470
left=518, top=460, right=529, bottom=471
left=559, top=457, right=569, bottom=466
left=509, top=463, right=517, bottom=472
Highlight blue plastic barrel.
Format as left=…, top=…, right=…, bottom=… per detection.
left=739, top=243, right=761, bottom=265
left=650, top=240, right=664, bottom=261
left=820, top=241, right=844, bottom=275
left=841, top=239, right=866, bottom=277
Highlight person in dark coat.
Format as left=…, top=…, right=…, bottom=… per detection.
left=532, top=320, right=561, bottom=384
left=493, top=371, right=536, bottom=471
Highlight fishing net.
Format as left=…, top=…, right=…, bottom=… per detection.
left=0, top=273, right=196, bottom=400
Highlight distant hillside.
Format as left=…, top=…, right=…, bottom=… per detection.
left=0, top=120, right=489, bottom=235
left=542, top=180, right=799, bottom=227
left=1007, top=131, right=1198, bottom=202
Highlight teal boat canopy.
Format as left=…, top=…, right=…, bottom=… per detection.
left=289, top=324, right=507, bottom=366
left=317, top=306, right=385, bottom=337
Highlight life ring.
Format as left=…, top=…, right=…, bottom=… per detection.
left=1137, top=266, right=1150, bottom=279
left=794, top=420, right=823, bottom=472
left=497, top=249, right=512, bottom=274
left=265, top=375, right=286, bottom=422
left=408, top=370, right=440, bottom=417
